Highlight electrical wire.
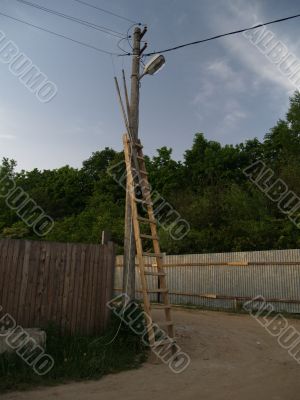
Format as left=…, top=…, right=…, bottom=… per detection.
left=121, top=12, right=300, bottom=56
left=103, top=133, right=140, bottom=346
left=0, top=11, right=119, bottom=55
left=121, top=23, right=148, bottom=57
left=15, top=0, right=126, bottom=38
left=101, top=140, right=136, bottom=347
left=117, top=23, right=146, bottom=56
left=117, top=37, right=130, bottom=55
left=103, top=74, right=145, bottom=346
left=110, top=53, right=117, bottom=76
left=72, top=0, right=142, bottom=25
left=103, top=213, right=133, bottom=347
left=126, top=23, right=137, bottom=51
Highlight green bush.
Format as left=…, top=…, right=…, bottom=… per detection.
left=0, top=316, right=146, bottom=393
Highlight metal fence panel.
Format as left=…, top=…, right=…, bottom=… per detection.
left=115, top=249, right=300, bottom=313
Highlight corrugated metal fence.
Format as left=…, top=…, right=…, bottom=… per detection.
left=0, top=239, right=115, bottom=335
left=115, top=249, right=300, bottom=313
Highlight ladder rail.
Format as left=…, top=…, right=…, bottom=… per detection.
left=123, top=134, right=156, bottom=346
left=123, top=133, right=175, bottom=343
left=135, top=142, right=174, bottom=338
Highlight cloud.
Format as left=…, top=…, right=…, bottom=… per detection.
left=206, top=59, right=246, bottom=92
left=0, top=134, right=16, bottom=140
left=190, top=0, right=299, bottom=144
left=207, top=59, right=235, bottom=80
left=219, top=98, right=248, bottom=130
left=193, top=57, right=247, bottom=108
left=212, top=0, right=300, bottom=94
left=223, top=108, right=247, bottom=127
left=192, top=58, right=247, bottom=122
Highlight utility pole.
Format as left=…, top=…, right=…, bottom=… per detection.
left=123, top=26, right=147, bottom=300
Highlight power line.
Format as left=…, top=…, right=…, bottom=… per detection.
left=0, top=11, right=119, bottom=55
left=72, top=0, right=141, bottom=25
left=15, top=0, right=126, bottom=39
left=126, top=23, right=138, bottom=51
left=125, top=13, right=300, bottom=57
left=117, top=37, right=130, bottom=55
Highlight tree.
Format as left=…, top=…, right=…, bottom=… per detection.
left=1, top=91, right=300, bottom=253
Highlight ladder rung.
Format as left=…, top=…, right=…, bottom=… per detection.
left=135, top=198, right=153, bottom=206
left=124, top=136, right=174, bottom=341
left=143, top=252, right=164, bottom=258
left=140, top=234, right=158, bottom=240
left=132, top=142, right=143, bottom=149
left=147, top=288, right=168, bottom=293
left=137, top=216, right=157, bottom=225
left=141, top=186, right=152, bottom=192
left=151, top=304, right=171, bottom=309
left=132, top=167, right=148, bottom=175
left=144, top=271, right=166, bottom=276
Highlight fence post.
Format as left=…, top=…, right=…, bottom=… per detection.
left=101, top=230, right=112, bottom=245
left=104, top=240, right=116, bottom=328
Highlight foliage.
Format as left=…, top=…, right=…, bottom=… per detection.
left=0, top=317, right=146, bottom=393
left=1, top=91, right=300, bottom=253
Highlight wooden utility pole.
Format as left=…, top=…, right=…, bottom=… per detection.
left=123, top=26, right=147, bottom=300
left=129, top=27, right=142, bottom=141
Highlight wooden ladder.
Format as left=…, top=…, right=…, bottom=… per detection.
left=123, top=133, right=175, bottom=347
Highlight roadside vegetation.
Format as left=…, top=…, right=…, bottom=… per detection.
left=0, top=317, right=146, bottom=393
left=1, top=92, right=300, bottom=253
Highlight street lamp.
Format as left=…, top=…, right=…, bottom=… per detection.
left=140, top=54, right=166, bottom=79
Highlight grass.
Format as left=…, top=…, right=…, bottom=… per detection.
left=0, top=315, right=147, bottom=393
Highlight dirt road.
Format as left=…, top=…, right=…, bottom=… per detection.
left=3, top=308, right=300, bottom=400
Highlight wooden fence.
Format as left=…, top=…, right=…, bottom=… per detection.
left=0, top=239, right=115, bottom=335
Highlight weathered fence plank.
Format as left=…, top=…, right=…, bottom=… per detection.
left=0, top=239, right=115, bottom=335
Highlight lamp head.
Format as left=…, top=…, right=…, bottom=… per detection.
left=143, top=54, right=166, bottom=76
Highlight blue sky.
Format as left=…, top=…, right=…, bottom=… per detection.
left=0, top=0, right=300, bottom=171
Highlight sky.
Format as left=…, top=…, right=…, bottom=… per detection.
left=0, top=0, right=300, bottom=171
